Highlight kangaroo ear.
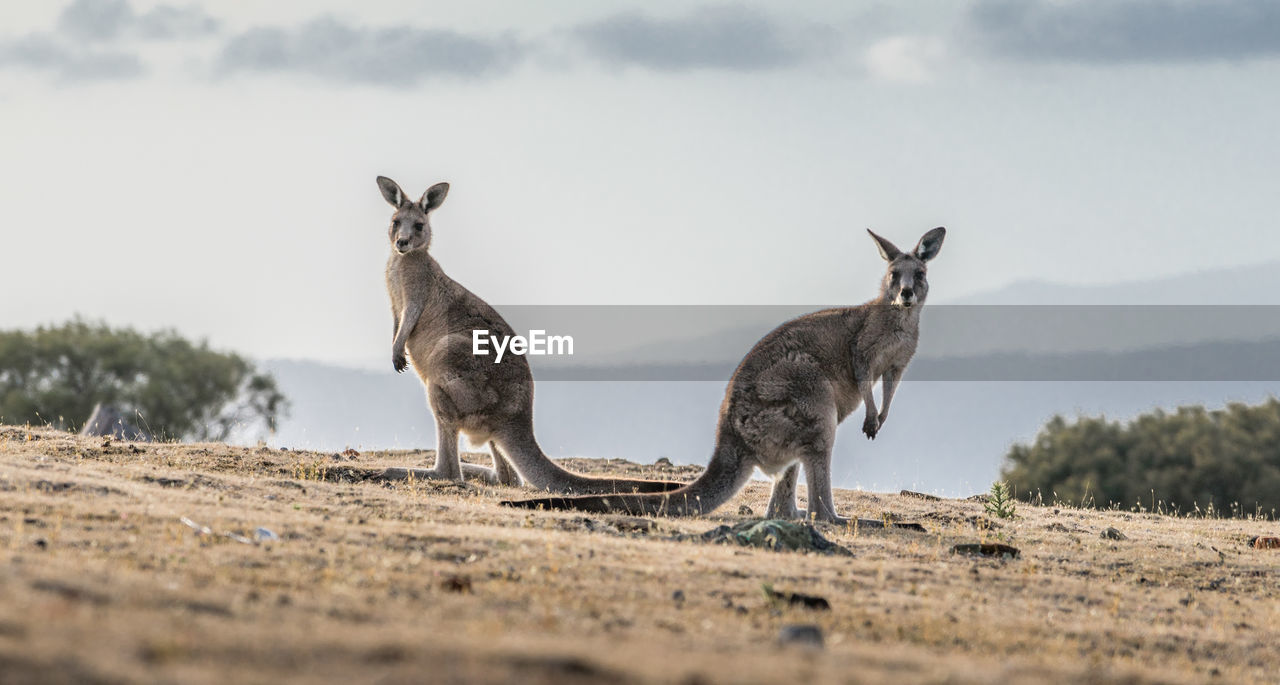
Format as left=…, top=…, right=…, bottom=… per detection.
left=421, top=182, right=450, bottom=212
left=376, top=176, right=407, bottom=208
left=913, top=226, right=946, bottom=262
left=867, top=229, right=902, bottom=261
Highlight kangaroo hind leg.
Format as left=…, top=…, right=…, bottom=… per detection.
left=766, top=463, right=804, bottom=520
left=490, top=441, right=522, bottom=486
left=800, top=451, right=847, bottom=525
left=378, top=418, right=468, bottom=483
left=793, top=401, right=844, bottom=524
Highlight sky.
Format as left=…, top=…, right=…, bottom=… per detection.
left=3, top=1, right=1280, bottom=367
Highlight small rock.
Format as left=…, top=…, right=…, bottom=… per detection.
left=1101, top=527, right=1127, bottom=541
left=855, top=519, right=927, bottom=533
left=951, top=543, right=1020, bottom=559
left=254, top=527, right=280, bottom=542
left=672, top=589, right=686, bottom=604
left=440, top=575, right=472, bottom=593
left=737, top=505, right=754, bottom=516
left=899, top=490, right=942, bottom=501
left=342, top=448, right=360, bottom=458
left=609, top=516, right=657, bottom=534
left=763, top=585, right=830, bottom=611
left=777, top=624, right=824, bottom=648
left=33, top=539, right=47, bottom=550
left=695, top=519, right=853, bottom=556
left=655, top=457, right=673, bottom=467
left=179, top=516, right=212, bottom=536
left=1201, top=577, right=1227, bottom=591
left=1250, top=536, right=1280, bottom=549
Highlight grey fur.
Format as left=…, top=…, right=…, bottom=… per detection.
left=504, top=227, right=946, bottom=521
left=377, top=176, right=682, bottom=494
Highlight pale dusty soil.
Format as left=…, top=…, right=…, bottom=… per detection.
left=1, top=426, right=1277, bottom=684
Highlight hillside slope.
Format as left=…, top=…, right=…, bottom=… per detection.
left=1, top=427, right=1277, bottom=684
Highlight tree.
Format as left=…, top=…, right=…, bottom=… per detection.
left=1002, top=399, right=1280, bottom=516
left=0, top=318, right=287, bottom=442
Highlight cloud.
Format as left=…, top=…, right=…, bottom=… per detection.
left=864, top=35, right=946, bottom=83
left=0, top=34, right=143, bottom=82
left=214, top=7, right=839, bottom=85
left=967, top=0, right=1280, bottom=63
left=573, top=5, right=836, bottom=72
left=215, top=17, right=525, bottom=84
left=0, top=0, right=218, bottom=82
left=56, top=0, right=220, bottom=43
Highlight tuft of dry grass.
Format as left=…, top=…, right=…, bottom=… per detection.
left=0, top=425, right=1277, bottom=684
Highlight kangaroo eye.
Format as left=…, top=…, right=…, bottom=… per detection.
left=914, top=270, right=925, bottom=280
left=414, top=222, right=425, bottom=232
left=391, top=220, right=400, bottom=229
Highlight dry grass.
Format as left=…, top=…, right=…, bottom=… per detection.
left=0, top=425, right=1277, bottom=684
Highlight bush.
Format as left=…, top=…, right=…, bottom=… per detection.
left=0, top=318, right=287, bottom=441
left=1002, top=400, right=1280, bottom=517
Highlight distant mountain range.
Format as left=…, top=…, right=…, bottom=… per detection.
left=944, top=260, right=1280, bottom=305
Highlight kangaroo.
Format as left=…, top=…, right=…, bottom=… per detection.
left=377, top=176, right=683, bottom=494
left=504, top=227, right=945, bottom=522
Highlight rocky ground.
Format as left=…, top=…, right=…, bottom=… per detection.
left=1, top=426, right=1277, bottom=684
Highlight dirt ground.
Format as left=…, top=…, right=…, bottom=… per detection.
left=1, top=425, right=1277, bottom=684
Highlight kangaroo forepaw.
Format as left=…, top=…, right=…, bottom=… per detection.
left=392, top=352, right=408, bottom=373
left=862, top=414, right=879, bottom=439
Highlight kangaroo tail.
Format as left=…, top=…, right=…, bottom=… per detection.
left=502, top=433, right=753, bottom=516
left=495, top=425, right=684, bottom=495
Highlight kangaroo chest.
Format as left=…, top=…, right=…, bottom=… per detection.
left=866, top=328, right=917, bottom=376
left=831, top=327, right=916, bottom=420
left=387, top=256, right=451, bottom=340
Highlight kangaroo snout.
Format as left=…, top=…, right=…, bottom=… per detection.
left=395, top=238, right=411, bottom=252
left=895, top=288, right=916, bottom=307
